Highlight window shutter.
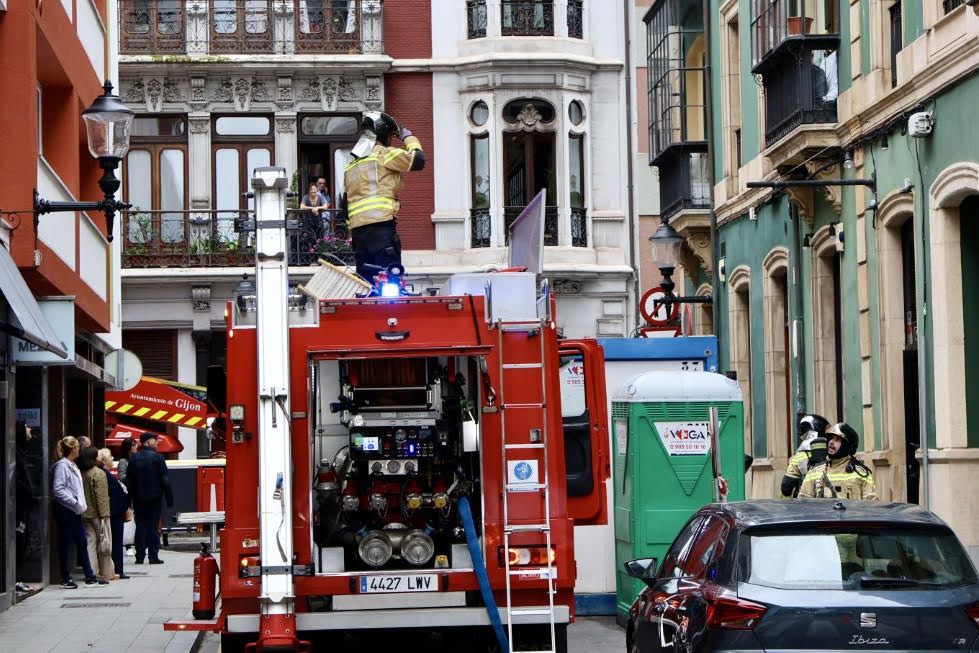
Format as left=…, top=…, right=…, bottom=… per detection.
left=123, top=330, right=176, bottom=380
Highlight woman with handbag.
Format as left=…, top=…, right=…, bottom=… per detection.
left=78, top=447, right=113, bottom=581
left=100, top=448, right=131, bottom=579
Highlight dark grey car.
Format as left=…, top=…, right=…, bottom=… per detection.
left=625, top=500, right=979, bottom=652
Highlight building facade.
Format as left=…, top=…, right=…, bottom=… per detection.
left=0, top=0, right=121, bottom=608
left=116, top=0, right=637, bottom=457
left=654, top=0, right=979, bottom=553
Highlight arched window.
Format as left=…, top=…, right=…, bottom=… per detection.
left=501, top=99, right=557, bottom=245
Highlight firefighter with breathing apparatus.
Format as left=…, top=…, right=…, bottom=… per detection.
left=780, top=413, right=829, bottom=498
left=798, top=422, right=878, bottom=500
left=341, top=111, right=425, bottom=281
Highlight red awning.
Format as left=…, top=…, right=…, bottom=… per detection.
left=105, top=423, right=184, bottom=454
left=105, top=376, right=210, bottom=428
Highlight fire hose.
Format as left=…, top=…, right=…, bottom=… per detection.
left=458, top=495, right=509, bottom=652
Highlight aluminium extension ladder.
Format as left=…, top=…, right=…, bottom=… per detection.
left=496, top=319, right=558, bottom=653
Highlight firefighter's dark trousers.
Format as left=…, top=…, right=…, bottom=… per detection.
left=352, top=219, right=402, bottom=282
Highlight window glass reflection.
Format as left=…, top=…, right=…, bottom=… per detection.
left=126, top=150, right=152, bottom=243
left=215, top=116, right=271, bottom=136
left=215, top=148, right=240, bottom=241
left=160, top=149, right=185, bottom=243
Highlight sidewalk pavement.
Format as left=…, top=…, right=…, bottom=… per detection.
left=0, top=547, right=201, bottom=653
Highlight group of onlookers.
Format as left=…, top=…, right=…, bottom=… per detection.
left=51, top=431, right=173, bottom=589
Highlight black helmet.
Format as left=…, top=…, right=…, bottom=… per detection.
left=360, top=111, right=399, bottom=144
left=825, top=422, right=859, bottom=458
left=799, top=413, right=829, bottom=439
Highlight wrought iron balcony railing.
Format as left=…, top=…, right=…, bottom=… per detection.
left=944, top=0, right=966, bottom=13
left=119, top=0, right=384, bottom=55
left=567, top=0, right=583, bottom=39
left=121, top=208, right=353, bottom=269
left=470, top=208, right=491, bottom=248
left=763, top=49, right=837, bottom=146
left=467, top=0, right=487, bottom=39
left=570, top=207, right=587, bottom=247
left=471, top=206, right=585, bottom=248
left=504, top=205, right=558, bottom=246
left=501, top=0, right=554, bottom=37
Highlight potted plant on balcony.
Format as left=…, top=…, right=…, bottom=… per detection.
left=310, top=234, right=355, bottom=267
left=787, top=0, right=813, bottom=35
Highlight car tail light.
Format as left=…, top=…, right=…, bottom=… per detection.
left=498, top=546, right=556, bottom=567
left=706, top=595, right=767, bottom=630
left=966, top=601, right=979, bottom=628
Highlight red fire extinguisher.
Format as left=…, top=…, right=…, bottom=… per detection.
left=193, top=542, right=218, bottom=619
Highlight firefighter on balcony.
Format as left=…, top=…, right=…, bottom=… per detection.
left=342, top=111, right=425, bottom=281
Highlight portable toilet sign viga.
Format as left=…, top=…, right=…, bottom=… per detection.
left=610, top=370, right=745, bottom=624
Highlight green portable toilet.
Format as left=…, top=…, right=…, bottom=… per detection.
left=611, top=370, right=744, bottom=622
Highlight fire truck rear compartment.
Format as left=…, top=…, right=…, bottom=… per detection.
left=310, top=355, right=485, bottom=575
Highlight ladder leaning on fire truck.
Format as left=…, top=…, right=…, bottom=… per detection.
left=496, top=314, right=558, bottom=653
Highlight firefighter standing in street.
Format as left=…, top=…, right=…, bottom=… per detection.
left=780, top=413, right=830, bottom=498
left=798, top=422, right=878, bottom=500
left=342, top=111, right=425, bottom=281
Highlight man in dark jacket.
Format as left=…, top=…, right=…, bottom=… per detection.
left=126, top=432, right=174, bottom=564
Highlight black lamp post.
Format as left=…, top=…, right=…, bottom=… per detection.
left=34, top=81, right=134, bottom=242
left=648, top=219, right=712, bottom=321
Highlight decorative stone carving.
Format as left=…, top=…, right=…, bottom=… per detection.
left=338, top=78, right=357, bottom=102
left=275, top=77, right=294, bottom=110
left=189, top=117, right=210, bottom=134
left=300, top=78, right=321, bottom=102
left=213, top=78, right=234, bottom=103
left=551, top=279, right=582, bottom=294
left=233, top=78, right=252, bottom=112
left=275, top=117, right=295, bottom=133
left=683, top=228, right=713, bottom=276
left=514, top=104, right=542, bottom=130
left=124, top=79, right=144, bottom=104
left=322, top=77, right=339, bottom=111
left=191, top=286, right=212, bottom=313
left=190, top=77, right=207, bottom=106
left=364, top=75, right=382, bottom=110
left=805, top=161, right=843, bottom=215
left=251, top=81, right=272, bottom=103
left=145, top=78, right=163, bottom=112
left=785, top=185, right=815, bottom=226
left=163, top=78, right=185, bottom=103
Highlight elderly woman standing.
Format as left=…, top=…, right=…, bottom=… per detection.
left=52, top=437, right=105, bottom=588
left=78, top=446, right=113, bottom=581
left=99, top=448, right=131, bottom=579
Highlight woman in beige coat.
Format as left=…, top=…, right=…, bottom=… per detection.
left=78, top=446, right=113, bottom=581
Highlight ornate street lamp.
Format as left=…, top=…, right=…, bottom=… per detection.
left=648, top=219, right=712, bottom=321
left=34, top=81, right=134, bottom=242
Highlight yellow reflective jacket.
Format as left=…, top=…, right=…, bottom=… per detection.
left=779, top=448, right=812, bottom=498
left=343, top=135, right=423, bottom=231
left=798, top=456, right=878, bottom=500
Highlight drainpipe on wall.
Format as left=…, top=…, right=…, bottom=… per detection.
left=702, top=0, right=719, bottom=336
left=623, top=0, right=639, bottom=331
left=790, top=203, right=807, bottom=425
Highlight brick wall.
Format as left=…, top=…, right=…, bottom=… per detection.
left=383, top=0, right=432, bottom=59
left=386, top=72, right=434, bottom=250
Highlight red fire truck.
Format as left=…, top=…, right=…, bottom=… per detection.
left=168, top=168, right=610, bottom=652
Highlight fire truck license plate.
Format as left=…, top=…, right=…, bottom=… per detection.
left=359, top=574, right=438, bottom=594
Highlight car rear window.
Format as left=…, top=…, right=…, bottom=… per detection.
left=740, top=527, right=978, bottom=590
